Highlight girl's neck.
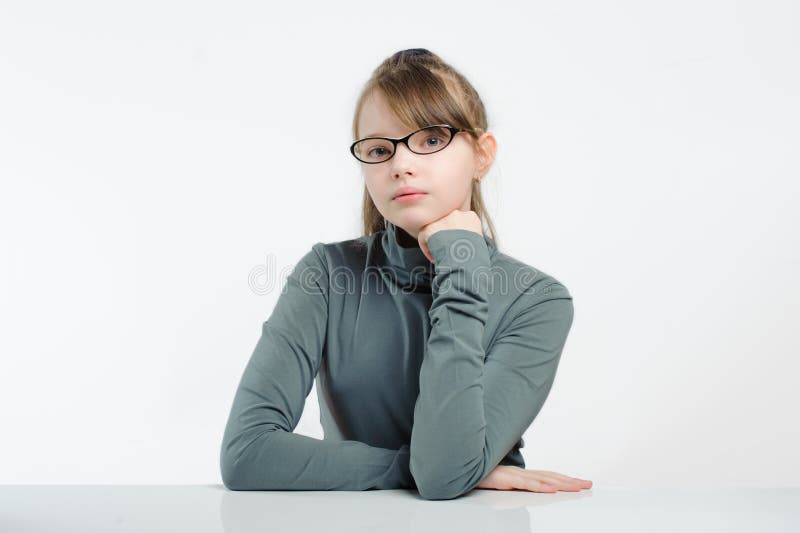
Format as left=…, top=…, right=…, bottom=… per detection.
left=395, top=224, right=420, bottom=248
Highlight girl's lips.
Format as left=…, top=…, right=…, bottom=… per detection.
left=393, top=192, right=427, bottom=203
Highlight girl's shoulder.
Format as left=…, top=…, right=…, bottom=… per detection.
left=289, top=236, right=374, bottom=293
left=483, top=245, right=573, bottom=303
left=308, top=234, right=372, bottom=271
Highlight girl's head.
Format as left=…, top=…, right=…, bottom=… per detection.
left=352, top=48, right=498, bottom=244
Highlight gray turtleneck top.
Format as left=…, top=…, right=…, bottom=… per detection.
left=220, top=222, right=574, bottom=500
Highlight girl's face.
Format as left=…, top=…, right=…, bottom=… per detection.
left=357, top=90, right=482, bottom=240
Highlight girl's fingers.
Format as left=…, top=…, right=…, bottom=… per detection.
left=542, top=469, right=590, bottom=481
left=508, top=469, right=570, bottom=493
left=535, top=470, right=593, bottom=486
left=522, top=478, right=558, bottom=493
left=517, top=470, right=591, bottom=492
left=528, top=474, right=584, bottom=491
left=477, top=466, right=591, bottom=494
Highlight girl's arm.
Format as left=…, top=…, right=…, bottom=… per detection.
left=409, top=229, right=575, bottom=500
left=220, top=244, right=414, bottom=491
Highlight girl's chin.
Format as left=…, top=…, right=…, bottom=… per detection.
left=395, top=216, right=431, bottom=231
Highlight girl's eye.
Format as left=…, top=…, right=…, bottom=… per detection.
left=368, top=147, right=388, bottom=158
left=425, top=136, right=444, bottom=147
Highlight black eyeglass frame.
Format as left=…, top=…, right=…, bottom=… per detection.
left=349, top=124, right=480, bottom=164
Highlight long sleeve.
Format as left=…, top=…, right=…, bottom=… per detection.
left=220, top=243, right=415, bottom=491
left=409, top=229, right=574, bottom=500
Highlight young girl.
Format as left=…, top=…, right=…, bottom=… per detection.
left=220, top=48, right=592, bottom=500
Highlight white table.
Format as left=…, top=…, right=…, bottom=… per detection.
left=1, top=485, right=798, bottom=532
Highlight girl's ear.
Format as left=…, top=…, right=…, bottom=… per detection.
left=474, top=131, right=498, bottom=176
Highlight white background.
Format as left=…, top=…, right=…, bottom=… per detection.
left=1, top=0, right=797, bottom=488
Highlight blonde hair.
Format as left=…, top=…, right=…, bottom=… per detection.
left=352, top=48, right=499, bottom=247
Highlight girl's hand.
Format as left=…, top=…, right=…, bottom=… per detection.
left=475, top=465, right=593, bottom=493
left=418, top=209, right=483, bottom=263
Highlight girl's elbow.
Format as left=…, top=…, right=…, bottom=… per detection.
left=410, top=459, right=476, bottom=500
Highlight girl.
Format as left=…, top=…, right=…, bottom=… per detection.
left=220, top=48, right=592, bottom=500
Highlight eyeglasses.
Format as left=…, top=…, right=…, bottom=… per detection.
left=350, top=124, right=478, bottom=164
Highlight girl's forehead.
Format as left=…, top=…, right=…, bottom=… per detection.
left=359, top=91, right=418, bottom=137
left=359, top=113, right=417, bottom=139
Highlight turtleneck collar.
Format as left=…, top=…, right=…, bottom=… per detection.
left=378, top=221, right=497, bottom=290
